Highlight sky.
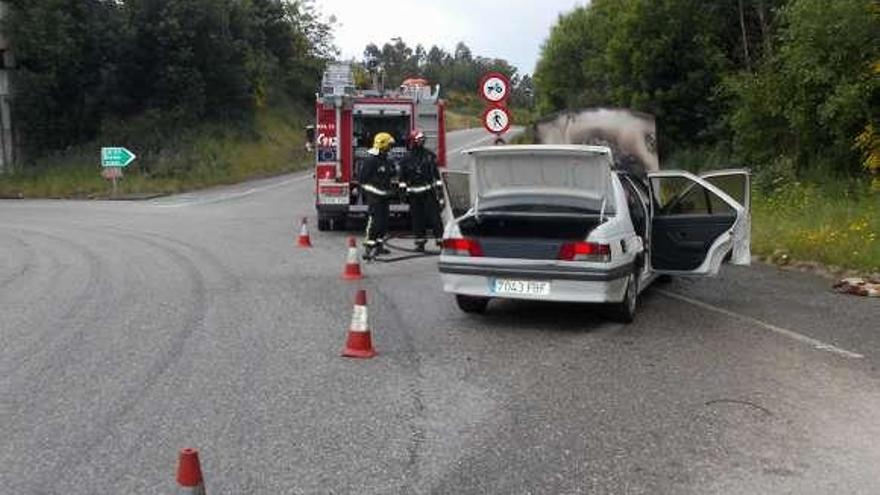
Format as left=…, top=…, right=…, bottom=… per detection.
left=315, top=0, right=586, bottom=76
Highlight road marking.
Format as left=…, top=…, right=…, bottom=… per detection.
left=656, top=289, right=865, bottom=359
left=151, top=174, right=311, bottom=208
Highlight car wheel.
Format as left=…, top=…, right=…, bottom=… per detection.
left=609, top=272, right=638, bottom=323
left=317, top=217, right=331, bottom=231
left=455, top=295, right=489, bottom=314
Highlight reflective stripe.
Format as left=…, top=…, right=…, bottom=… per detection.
left=362, top=184, right=389, bottom=196
left=346, top=246, right=359, bottom=263
left=407, top=184, right=432, bottom=193
left=350, top=305, right=369, bottom=332
left=434, top=180, right=443, bottom=187
left=364, top=216, right=374, bottom=245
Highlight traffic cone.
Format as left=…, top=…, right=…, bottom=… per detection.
left=176, top=448, right=206, bottom=495
left=342, top=289, right=376, bottom=358
left=296, top=217, right=312, bottom=248
left=342, top=237, right=364, bottom=280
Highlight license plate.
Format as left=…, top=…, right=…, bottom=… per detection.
left=319, top=196, right=349, bottom=205
left=491, top=278, right=551, bottom=296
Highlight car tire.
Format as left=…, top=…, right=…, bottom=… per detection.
left=455, top=295, right=489, bottom=314
left=317, top=217, right=331, bottom=231
left=608, top=272, right=638, bottom=323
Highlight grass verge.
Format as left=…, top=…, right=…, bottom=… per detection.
left=752, top=181, right=879, bottom=274
left=0, top=104, right=310, bottom=199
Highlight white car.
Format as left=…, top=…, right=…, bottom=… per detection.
left=438, top=145, right=750, bottom=322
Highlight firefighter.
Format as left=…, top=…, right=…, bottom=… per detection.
left=400, top=129, right=444, bottom=252
left=359, top=131, right=397, bottom=259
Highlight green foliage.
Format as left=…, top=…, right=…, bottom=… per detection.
left=752, top=179, right=880, bottom=272
left=5, top=0, right=333, bottom=165
left=535, top=0, right=735, bottom=155
left=6, top=0, right=124, bottom=153
left=727, top=0, right=879, bottom=173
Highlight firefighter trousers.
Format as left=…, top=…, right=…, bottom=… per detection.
left=365, top=198, right=390, bottom=248
left=409, top=191, right=442, bottom=243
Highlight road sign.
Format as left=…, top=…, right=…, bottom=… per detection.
left=479, top=72, right=511, bottom=103
left=483, top=106, right=512, bottom=134
left=101, top=147, right=137, bottom=168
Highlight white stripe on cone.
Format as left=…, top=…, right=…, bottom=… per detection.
left=350, top=305, right=368, bottom=332
left=346, top=246, right=358, bottom=264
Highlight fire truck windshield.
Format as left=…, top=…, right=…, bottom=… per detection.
left=353, top=115, right=410, bottom=149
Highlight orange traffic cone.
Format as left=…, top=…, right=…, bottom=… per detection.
left=342, top=289, right=376, bottom=358
left=296, top=217, right=312, bottom=248
left=176, top=448, right=206, bottom=494
left=342, top=237, right=364, bottom=280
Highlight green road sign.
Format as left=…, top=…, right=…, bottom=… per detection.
left=101, top=147, right=137, bottom=168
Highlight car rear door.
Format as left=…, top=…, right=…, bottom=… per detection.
left=648, top=170, right=748, bottom=276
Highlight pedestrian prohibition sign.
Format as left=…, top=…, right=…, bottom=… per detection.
left=482, top=106, right=511, bottom=134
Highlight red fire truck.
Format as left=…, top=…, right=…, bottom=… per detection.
left=309, top=64, right=447, bottom=231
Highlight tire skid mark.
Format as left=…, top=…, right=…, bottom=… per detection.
left=370, top=284, right=428, bottom=493
left=0, top=233, right=36, bottom=289
left=1, top=228, right=108, bottom=377
left=42, top=228, right=214, bottom=486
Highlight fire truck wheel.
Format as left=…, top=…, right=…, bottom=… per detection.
left=317, top=217, right=331, bottom=231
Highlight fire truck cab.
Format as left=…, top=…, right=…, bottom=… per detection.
left=312, top=64, right=447, bottom=231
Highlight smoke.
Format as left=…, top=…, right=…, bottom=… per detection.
left=533, top=108, right=659, bottom=177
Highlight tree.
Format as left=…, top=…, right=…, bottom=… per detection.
left=727, top=0, right=880, bottom=171
left=6, top=0, right=124, bottom=154
left=535, top=0, right=732, bottom=154
left=6, top=0, right=334, bottom=163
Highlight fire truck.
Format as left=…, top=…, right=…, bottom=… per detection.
left=309, top=64, right=447, bottom=231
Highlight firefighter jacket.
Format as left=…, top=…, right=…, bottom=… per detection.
left=400, top=147, right=442, bottom=195
left=359, top=149, right=396, bottom=200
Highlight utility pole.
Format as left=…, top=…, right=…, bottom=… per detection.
left=0, top=0, right=15, bottom=172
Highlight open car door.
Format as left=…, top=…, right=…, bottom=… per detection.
left=440, top=169, right=472, bottom=225
left=699, top=169, right=751, bottom=265
left=648, top=170, right=749, bottom=276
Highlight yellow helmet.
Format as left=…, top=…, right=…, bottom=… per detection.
left=372, top=132, right=395, bottom=152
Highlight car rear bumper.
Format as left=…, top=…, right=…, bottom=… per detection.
left=438, top=260, right=633, bottom=303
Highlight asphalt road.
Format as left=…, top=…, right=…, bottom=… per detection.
left=2, top=127, right=880, bottom=494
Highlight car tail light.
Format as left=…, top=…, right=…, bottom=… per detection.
left=316, top=165, right=336, bottom=180
left=558, top=241, right=611, bottom=262
left=442, top=238, right=484, bottom=257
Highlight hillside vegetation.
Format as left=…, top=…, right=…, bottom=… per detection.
left=1, top=0, right=331, bottom=196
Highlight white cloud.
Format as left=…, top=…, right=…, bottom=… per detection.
left=315, top=0, right=585, bottom=75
